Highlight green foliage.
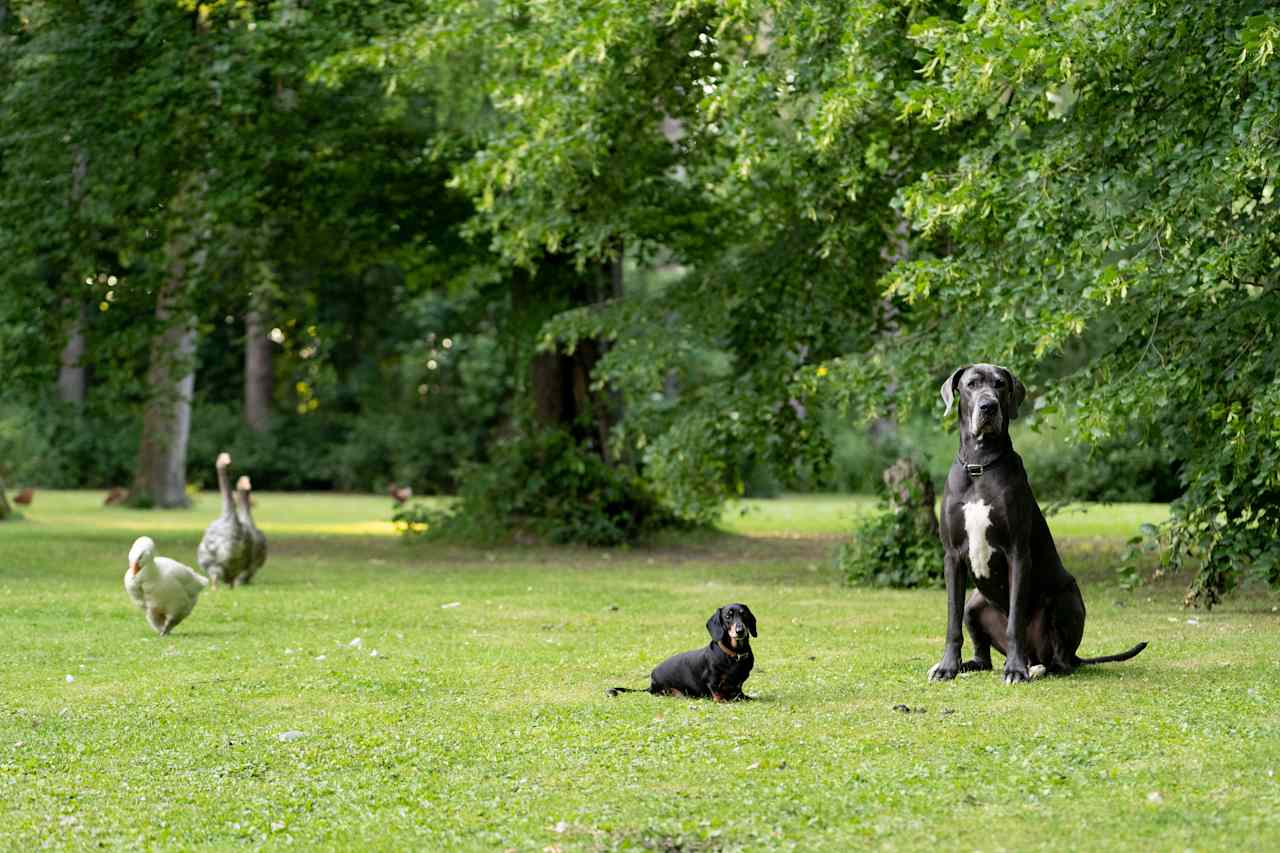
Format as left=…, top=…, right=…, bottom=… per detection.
left=828, top=416, right=955, bottom=496
left=400, top=429, right=687, bottom=546
left=807, top=0, right=1280, bottom=605
left=837, top=505, right=944, bottom=589
left=5, top=0, right=1280, bottom=611
left=1010, top=421, right=1183, bottom=504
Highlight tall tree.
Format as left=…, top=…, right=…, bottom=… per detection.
left=243, top=294, right=273, bottom=434
left=321, top=1, right=916, bottom=525
left=56, top=301, right=88, bottom=406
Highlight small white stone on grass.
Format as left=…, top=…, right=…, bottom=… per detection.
left=369, top=650, right=380, bottom=658
left=277, top=731, right=306, bottom=742
left=1147, top=791, right=1163, bottom=804
left=65, top=674, right=75, bottom=683
left=348, top=637, right=363, bottom=649
left=314, top=654, right=326, bottom=662
left=441, top=602, right=461, bottom=609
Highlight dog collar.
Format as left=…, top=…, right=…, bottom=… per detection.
left=957, top=451, right=1007, bottom=479
left=717, top=641, right=749, bottom=660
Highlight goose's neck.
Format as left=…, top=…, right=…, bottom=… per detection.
left=236, top=489, right=254, bottom=524
left=216, top=464, right=234, bottom=517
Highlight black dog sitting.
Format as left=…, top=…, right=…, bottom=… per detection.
left=608, top=604, right=757, bottom=701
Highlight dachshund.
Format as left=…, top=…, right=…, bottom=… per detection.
left=608, top=603, right=757, bottom=701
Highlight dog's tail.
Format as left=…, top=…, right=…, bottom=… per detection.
left=606, top=686, right=650, bottom=698
left=1076, top=641, right=1148, bottom=666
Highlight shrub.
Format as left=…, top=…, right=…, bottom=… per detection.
left=398, top=428, right=687, bottom=546
left=837, top=459, right=943, bottom=588
left=837, top=505, right=945, bottom=588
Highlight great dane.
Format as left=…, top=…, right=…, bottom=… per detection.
left=928, top=364, right=1148, bottom=684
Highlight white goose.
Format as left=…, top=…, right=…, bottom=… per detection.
left=124, top=536, right=208, bottom=635
left=235, top=475, right=268, bottom=584
left=197, top=452, right=253, bottom=588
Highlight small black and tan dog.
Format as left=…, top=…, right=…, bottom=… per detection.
left=608, top=604, right=757, bottom=701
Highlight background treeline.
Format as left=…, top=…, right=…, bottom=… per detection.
left=2, top=1, right=1278, bottom=603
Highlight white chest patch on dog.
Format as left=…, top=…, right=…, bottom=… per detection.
left=962, top=500, right=994, bottom=579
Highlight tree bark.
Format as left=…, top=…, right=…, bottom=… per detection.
left=244, top=299, right=272, bottom=432
left=132, top=220, right=200, bottom=508
left=57, top=146, right=90, bottom=406
left=0, top=478, right=11, bottom=521
left=518, top=255, right=621, bottom=463
left=133, top=302, right=196, bottom=507
left=56, top=301, right=88, bottom=406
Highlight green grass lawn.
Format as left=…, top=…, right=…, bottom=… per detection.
left=2, top=491, right=1278, bottom=850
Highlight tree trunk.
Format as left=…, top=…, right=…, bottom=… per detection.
left=0, top=478, right=11, bottom=521
left=56, top=301, right=88, bottom=406
left=244, top=300, right=272, bottom=433
left=57, top=145, right=90, bottom=406
left=518, top=254, right=622, bottom=463
left=132, top=225, right=200, bottom=508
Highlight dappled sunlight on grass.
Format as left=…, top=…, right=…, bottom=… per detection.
left=7, top=489, right=406, bottom=539
left=721, top=494, right=878, bottom=537
left=1045, top=501, right=1171, bottom=538
left=723, top=494, right=1170, bottom=541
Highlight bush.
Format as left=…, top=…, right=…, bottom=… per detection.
left=0, top=399, right=135, bottom=489
left=837, top=458, right=943, bottom=588
left=399, top=429, right=688, bottom=546
left=837, top=504, right=945, bottom=588
left=1010, top=420, right=1182, bottom=503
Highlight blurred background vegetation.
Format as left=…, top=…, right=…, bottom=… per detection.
left=2, top=1, right=1278, bottom=604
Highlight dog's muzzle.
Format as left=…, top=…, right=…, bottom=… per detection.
left=971, top=396, right=1001, bottom=436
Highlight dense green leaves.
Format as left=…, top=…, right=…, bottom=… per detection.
left=846, top=0, right=1280, bottom=604
left=4, top=1, right=1280, bottom=599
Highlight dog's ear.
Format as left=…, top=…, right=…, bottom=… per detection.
left=940, top=366, right=970, bottom=417
left=705, top=608, right=726, bottom=643
left=996, top=366, right=1027, bottom=420
left=740, top=605, right=758, bottom=638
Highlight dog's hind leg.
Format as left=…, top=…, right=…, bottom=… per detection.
left=960, top=591, right=1001, bottom=672
left=1040, top=582, right=1086, bottom=675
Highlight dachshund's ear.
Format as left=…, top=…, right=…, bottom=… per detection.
left=741, top=605, right=758, bottom=638
left=705, top=608, right=726, bottom=643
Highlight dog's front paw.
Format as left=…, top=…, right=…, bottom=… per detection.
left=1003, top=661, right=1031, bottom=684
left=928, top=661, right=958, bottom=682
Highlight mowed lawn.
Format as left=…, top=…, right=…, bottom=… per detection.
left=2, top=492, right=1278, bottom=851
